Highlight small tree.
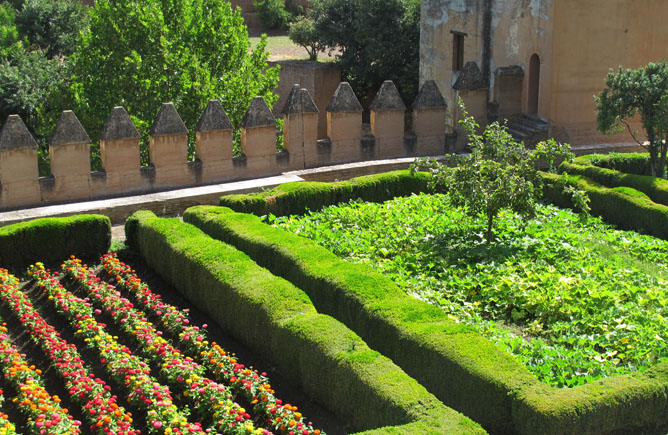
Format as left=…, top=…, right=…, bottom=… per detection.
left=288, top=15, right=321, bottom=61
left=596, top=61, right=668, bottom=178
left=412, top=102, right=574, bottom=243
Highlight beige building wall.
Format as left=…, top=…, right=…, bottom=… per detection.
left=420, top=0, right=666, bottom=147
left=549, top=0, right=668, bottom=145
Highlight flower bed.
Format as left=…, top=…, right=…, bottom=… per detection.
left=58, top=258, right=273, bottom=435
left=0, top=267, right=137, bottom=435
left=98, top=253, right=323, bottom=435
left=0, top=320, right=81, bottom=435
left=0, top=388, right=18, bottom=435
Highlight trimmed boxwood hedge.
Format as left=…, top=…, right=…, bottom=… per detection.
left=575, top=152, right=652, bottom=176
left=218, top=170, right=433, bottom=216
left=542, top=172, right=668, bottom=240
left=0, top=215, right=111, bottom=272
left=184, top=205, right=668, bottom=435
left=560, top=158, right=668, bottom=207
left=125, top=210, right=485, bottom=435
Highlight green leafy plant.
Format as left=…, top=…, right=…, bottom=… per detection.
left=596, top=61, right=668, bottom=178
left=412, top=101, right=575, bottom=243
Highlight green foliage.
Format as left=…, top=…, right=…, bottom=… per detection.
left=288, top=15, right=321, bottom=61
left=311, top=0, right=421, bottom=101
left=0, top=3, right=21, bottom=57
left=413, top=103, right=575, bottom=243
left=0, top=214, right=111, bottom=272
left=54, top=0, right=279, bottom=164
left=253, top=0, right=301, bottom=30
left=273, top=194, right=668, bottom=388
left=596, top=61, right=668, bottom=178
left=14, top=0, right=89, bottom=58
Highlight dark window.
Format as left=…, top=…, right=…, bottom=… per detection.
left=452, top=32, right=465, bottom=71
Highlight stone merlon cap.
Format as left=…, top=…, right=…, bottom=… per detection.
left=453, top=61, right=486, bottom=91
left=0, top=115, right=38, bottom=151
left=326, top=82, right=363, bottom=113
left=282, top=84, right=319, bottom=115
left=241, top=97, right=276, bottom=128
left=49, top=110, right=91, bottom=146
left=100, top=106, right=140, bottom=141
left=412, top=80, right=447, bottom=109
left=369, top=80, right=406, bottom=111
left=196, top=100, right=233, bottom=132
left=149, top=103, right=188, bottom=136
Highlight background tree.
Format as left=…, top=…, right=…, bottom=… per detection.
left=294, top=0, right=420, bottom=102
left=288, top=14, right=321, bottom=61
left=0, top=0, right=88, bottom=175
left=596, top=61, right=668, bottom=178
left=412, top=102, right=574, bottom=243
left=43, top=0, right=279, bottom=165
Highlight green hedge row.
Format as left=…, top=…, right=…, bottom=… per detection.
left=218, top=170, right=433, bottom=216
left=574, top=152, right=652, bottom=175
left=560, top=158, right=668, bottom=207
left=125, top=210, right=485, bottom=435
left=0, top=215, right=111, bottom=272
left=183, top=205, right=668, bottom=435
left=542, top=171, right=668, bottom=240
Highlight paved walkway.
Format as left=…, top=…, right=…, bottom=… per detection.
left=0, top=157, right=418, bottom=228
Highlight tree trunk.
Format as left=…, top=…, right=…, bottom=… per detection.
left=485, top=213, right=494, bottom=244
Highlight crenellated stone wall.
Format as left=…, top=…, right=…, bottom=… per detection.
left=0, top=80, right=448, bottom=211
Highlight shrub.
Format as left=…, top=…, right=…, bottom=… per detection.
left=218, top=169, right=433, bottom=216
left=254, top=0, right=301, bottom=29
left=0, top=214, right=111, bottom=272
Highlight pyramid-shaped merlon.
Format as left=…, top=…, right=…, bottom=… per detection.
left=196, top=100, right=233, bottom=132
left=326, top=82, right=363, bottom=113
left=49, top=111, right=91, bottom=146
left=149, top=103, right=188, bottom=136
left=241, top=97, right=276, bottom=128
left=282, top=85, right=319, bottom=115
left=369, top=80, right=406, bottom=111
left=100, top=106, right=140, bottom=141
left=0, top=115, right=38, bottom=151
left=412, top=80, right=446, bottom=109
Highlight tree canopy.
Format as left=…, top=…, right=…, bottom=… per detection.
left=56, top=0, right=279, bottom=163
left=596, top=61, right=668, bottom=178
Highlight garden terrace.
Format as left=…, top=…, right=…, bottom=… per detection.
left=185, top=171, right=668, bottom=435
left=124, top=210, right=484, bottom=434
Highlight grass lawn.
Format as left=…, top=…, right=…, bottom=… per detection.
left=273, top=193, right=668, bottom=388
left=249, top=32, right=337, bottom=62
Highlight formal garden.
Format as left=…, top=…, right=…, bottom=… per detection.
left=3, top=0, right=668, bottom=433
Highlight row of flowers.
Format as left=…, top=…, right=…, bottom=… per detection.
left=0, top=388, right=18, bottom=435
left=0, top=268, right=137, bottom=435
left=27, top=263, right=205, bottom=435
left=61, top=258, right=268, bottom=435
left=100, top=253, right=324, bottom=435
left=0, top=319, right=81, bottom=435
